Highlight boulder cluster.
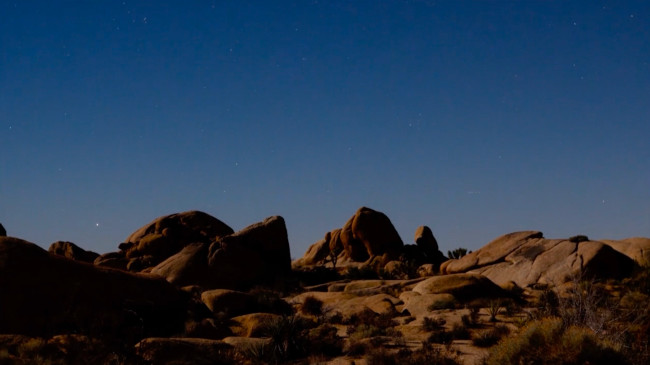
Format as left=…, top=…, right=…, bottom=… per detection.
left=93, top=211, right=291, bottom=290
left=292, top=206, right=447, bottom=272
left=0, top=208, right=649, bottom=363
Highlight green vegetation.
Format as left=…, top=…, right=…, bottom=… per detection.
left=447, top=248, right=468, bottom=259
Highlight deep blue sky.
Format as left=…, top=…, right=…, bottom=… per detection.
left=1, top=1, right=649, bottom=256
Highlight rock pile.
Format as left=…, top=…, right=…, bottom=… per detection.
left=293, top=207, right=447, bottom=273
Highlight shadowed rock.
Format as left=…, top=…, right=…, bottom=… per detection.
left=0, top=236, right=187, bottom=338
left=48, top=241, right=99, bottom=263
left=0, top=223, right=5, bottom=237
left=122, top=210, right=234, bottom=269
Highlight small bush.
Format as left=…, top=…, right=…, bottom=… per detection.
left=345, top=265, right=378, bottom=280
left=447, top=248, right=468, bottom=260
left=300, top=296, right=324, bottom=317
left=427, top=329, right=453, bottom=344
left=486, top=318, right=628, bottom=365
left=472, top=324, right=510, bottom=347
left=487, top=300, right=502, bottom=322
left=379, top=343, right=460, bottom=365
left=450, top=322, right=470, bottom=340
left=306, top=324, right=343, bottom=357
left=568, top=235, right=589, bottom=243
left=422, top=316, right=446, bottom=332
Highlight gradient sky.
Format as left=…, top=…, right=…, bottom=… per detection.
left=1, top=1, right=649, bottom=257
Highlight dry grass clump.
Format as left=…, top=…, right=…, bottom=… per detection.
left=471, top=324, right=509, bottom=347
left=485, top=318, right=627, bottom=365
left=367, top=343, right=460, bottom=365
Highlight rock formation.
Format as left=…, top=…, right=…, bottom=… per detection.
left=0, top=223, right=5, bottom=237
left=0, top=236, right=187, bottom=337
left=96, top=211, right=235, bottom=271
left=48, top=241, right=99, bottom=263
left=441, top=231, right=636, bottom=287
left=151, top=215, right=292, bottom=290
left=294, top=208, right=446, bottom=273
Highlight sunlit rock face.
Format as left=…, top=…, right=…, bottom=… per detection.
left=294, top=207, right=447, bottom=272
left=441, top=231, right=636, bottom=287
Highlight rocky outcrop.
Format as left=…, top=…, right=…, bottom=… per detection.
left=48, top=241, right=99, bottom=263
left=0, top=236, right=187, bottom=337
left=0, top=223, right=5, bottom=236
left=150, top=215, right=291, bottom=290
left=120, top=210, right=234, bottom=269
left=295, top=207, right=448, bottom=272
left=206, top=215, right=291, bottom=289
left=442, top=231, right=636, bottom=287
left=601, top=237, right=650, bottom=266
left=201, top=289, right=258, bottom=317
left=412, top=273, right=506, bottom=301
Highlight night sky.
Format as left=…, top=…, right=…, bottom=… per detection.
left=1, top=1, right=649, bottom=256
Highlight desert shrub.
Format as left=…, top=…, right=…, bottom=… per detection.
left=260, top=315, right=311, bottom=362
left=422, top=316, right=446, bottom=332
left=472, top=324, right=510, bottom=347
left=300, top=295, right=324, bottom=317
left=568, top=235, right=589, bottom=243
left=461, top=305, right=481, bottom=328
left=368, top=345, right=460, bottom=365
left=450, top=322, right=470, bottom=340
left=447, top=248, right=468, bottom=259
left=345, top=339, right=368, bottom=356
left=345, top=309, right=396, bottom=330
left=248, top=288, right=294, bottom=316
left=306, top=324, right=343, bottom=357
left=537, top=288, right=560, bottom=317
left=427, top=329, right=453, bottom=344
left=487, top=300, right=502, bottom=322
left=623, top=264, right=650, bottom=295
left=345, top=265, right=378, bottom=280
left=486, top=318, right=628, bottom=365
left=348, top=324, right=383, bottom=341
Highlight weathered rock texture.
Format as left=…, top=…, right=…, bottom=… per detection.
left=294, top=207, right=445, bottom=270
left=48, top=241, right=99, bottom=263
left=441, top=231, right=636, bottom=287
left=120, top=210, right=234, bottom=269
left=0, top=236, right=187, bottom=337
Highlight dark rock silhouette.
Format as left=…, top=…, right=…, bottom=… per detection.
left=48, top=241, right=99, bottom=263
left=0, top=236, right=187, bottom=338
left=152, top=215, right=292, bottom=290
left=0, top=222, right=5, bottom=237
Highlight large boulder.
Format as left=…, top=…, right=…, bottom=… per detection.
left=150, top=216, right=291, bottom=290
left=201, top=289, right=258, bottom=317
left=414, top=226, right=439, bottom=259
left=48, top=241, right=99, bottom=263
left=150, top=242, right=211, bottom=287
left=0, top=237, right=187, bottom=338
left=351, top=207, right=403, bottom=259
left=207, top=216, right=291, bottom=289
left=601, top=237, right=650, bottom=266
left=0, top=223, right=5, bottom=236
left=122, top=211, right=234, bottom=269
left=442, top=231, right=637, bottom=287
left=412, top=273, right=506, bottom=301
